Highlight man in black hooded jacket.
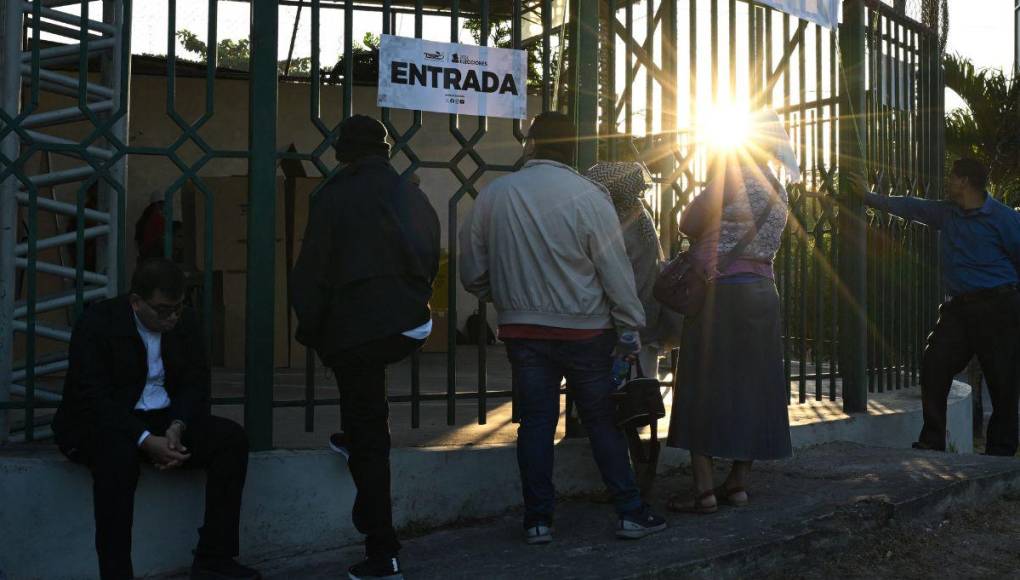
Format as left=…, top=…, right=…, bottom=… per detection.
left=290, top=115, right=440, bottom=580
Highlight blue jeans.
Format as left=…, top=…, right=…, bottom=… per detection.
left=505, top=332, right=642, bottom=525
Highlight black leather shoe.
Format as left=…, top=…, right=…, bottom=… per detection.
left=348, top=556, right=404, bottom=580
left=190, top=556, right=262, bottom=580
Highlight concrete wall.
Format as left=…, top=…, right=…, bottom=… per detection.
left=0, top=383, right=971, bottom=579
left=33, top=74, right=538, bottom=331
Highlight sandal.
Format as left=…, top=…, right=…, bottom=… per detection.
left=714, top=485, right=749, bottom=507
left=667, top=490, right=718, bottom=514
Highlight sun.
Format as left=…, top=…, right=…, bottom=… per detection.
left=696, top=102, right=753, bottom=151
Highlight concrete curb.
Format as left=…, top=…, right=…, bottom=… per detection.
left=630, top=456, right=1020, bottom=579
left=0, top=383, right=972, bottom=578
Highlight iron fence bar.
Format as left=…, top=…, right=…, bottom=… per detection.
left=661, top=0, right=677, bottom=252
left=14, top=257, right=106, bottom=284
left=728, top=0, right=736, bottom=98
left=894, top=18, right=904, bottom=390
left=689, top=0, right=697, bottom=164
left=475, top=0, right=490, bottom=426
left=22, top=15, right=103, bottom=42
left=541, top=0, right=550, bottom=110
left=21, top=2, right=117, bottom=35
left=837, top=0, right=868, bottom=413
left=245, top=0, right=279, bottom=451
left=13, top=286, right=107, bottom=318
left=797, top=18, right=807, bottom=403
left=343, top=0, right=353, bottom=118
left=780, top=12, right=792, bottom=397
left=21, top=100, right=114, bottom=129
left=572, top=0, right=597, bottom=168
left=624, top=0, right=632, bottom=139
left=813, top=27, right=824, bottom=401
left=446, top=0, right=460, bottom=427
left=711, top=0, right=719, bottom=100
left=880, top=13, right=890, bottom=392
left=644, top=0, right=652, bottom=144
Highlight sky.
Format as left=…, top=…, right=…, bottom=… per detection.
left=63, top=0, right=1017, bottom=115
left=942, top=0, right=1015, bottom=110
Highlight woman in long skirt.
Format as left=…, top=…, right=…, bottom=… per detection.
left=666, top=111, right=800, bottom=513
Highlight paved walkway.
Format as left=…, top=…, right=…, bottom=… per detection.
left=160, top=442, right=1020, bottom=579
left=206, top=347, right=917, bottom=449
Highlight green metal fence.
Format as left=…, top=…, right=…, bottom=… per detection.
left=1, top=0, right=945, bottom=449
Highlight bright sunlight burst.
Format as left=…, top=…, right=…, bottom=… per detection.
left=697, top=102, right=753, bottom=151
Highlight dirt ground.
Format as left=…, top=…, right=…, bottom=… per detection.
left=777, top=489, right=1020, bottom=579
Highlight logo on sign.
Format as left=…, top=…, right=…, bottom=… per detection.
left=424, top=50, right=444, bottom=61
left=451, top=53, right=488, bottom=66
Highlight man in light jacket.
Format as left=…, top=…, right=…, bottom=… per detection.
left=459, top=112, right=666, bottom=544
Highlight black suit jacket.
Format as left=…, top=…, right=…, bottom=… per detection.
left=52, top=295, right=211, bottom=458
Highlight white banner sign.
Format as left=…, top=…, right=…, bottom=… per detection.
left=755, top=0, right=840, bottom=29
left=377, top=34, right=528, bottom=120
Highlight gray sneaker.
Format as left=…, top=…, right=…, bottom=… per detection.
left=617, top=508, right=667, bottom=539
left=524, top=523, right=553, bottom=545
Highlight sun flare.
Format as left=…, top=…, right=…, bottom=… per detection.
left=697, top=102, right=753, bottom=151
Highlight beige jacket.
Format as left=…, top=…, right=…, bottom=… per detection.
left=459, top=159, right=645, bottom=333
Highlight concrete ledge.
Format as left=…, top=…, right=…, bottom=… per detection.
left=0, top=383, right=971, bottom=579
left=162, top=441, right=1020, bottom=580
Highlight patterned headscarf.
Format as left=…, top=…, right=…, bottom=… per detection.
left=585, top=162, right=658, bottom=244
left=750, top=110, right=802, bottom=183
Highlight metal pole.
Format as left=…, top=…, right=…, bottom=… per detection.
left=103, top=0, right=127, bottom=295
left=0, top=0, right=24, bottom=444
left=838, top=0, right=868, bottom=413
left=571, top=0, right=598, bottom=170
left=246, top=0, right=279, bottom=451
left=660, top=0, right=677, bottom=257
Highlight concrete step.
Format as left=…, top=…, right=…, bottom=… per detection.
left=193, top=442, right=1020, bottom=580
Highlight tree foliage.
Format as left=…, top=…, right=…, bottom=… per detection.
left=462, top=17, right=554, bottom=90
left=175, top=30, right=311, bottom=76
left=943, top=53, right=1020, bottom=204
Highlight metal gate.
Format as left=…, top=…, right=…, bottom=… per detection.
left=1, top=0, right=946, bottom=449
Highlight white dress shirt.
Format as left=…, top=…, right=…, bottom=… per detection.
left=133, top=313, right=171, bottom=447
left=402, top=319, right=433, bottom=340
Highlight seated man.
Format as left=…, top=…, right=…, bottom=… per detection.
left=52, top=258, right=260, bottom=580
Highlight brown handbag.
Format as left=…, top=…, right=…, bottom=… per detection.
left=653, top=193, right=776, bottom=316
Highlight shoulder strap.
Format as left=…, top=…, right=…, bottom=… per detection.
left=716, top=171, right=782, bottom=273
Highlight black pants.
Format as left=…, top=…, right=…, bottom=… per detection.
left=919, top=290, right=1020, bottom=456
left=79, top=411, right=249, bottom=580
left=329, top=334, right=422, bottom=559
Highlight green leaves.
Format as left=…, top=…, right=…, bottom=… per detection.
left=943, top=53, right=1020, bottom=205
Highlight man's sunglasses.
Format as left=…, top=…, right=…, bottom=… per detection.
left=143, top=299, right=184, bottom=320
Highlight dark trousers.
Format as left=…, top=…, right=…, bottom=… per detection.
left=919, top=290, right=1020, bottom=456
left=80, top=411, right=249, bottom=580
left=504, top=332, right=642, bottom=525
left=330, top=334, right=422, bottom=559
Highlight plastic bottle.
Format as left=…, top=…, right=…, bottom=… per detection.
left=611, top=332, right=639, bottom=388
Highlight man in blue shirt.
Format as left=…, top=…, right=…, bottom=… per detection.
left=866, top=158, right=1020, bottom=456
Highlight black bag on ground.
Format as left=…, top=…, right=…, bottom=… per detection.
left=612, top=362, right=666, bottom=495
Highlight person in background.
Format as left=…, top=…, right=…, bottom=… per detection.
left=135, top=190, right=166, bottom=264
left=460, top=112, right=667, bottom=545
left=290, top=114, right=440, bottom=580
left=584, top=161, right=680, bottom=378
left=665, top=111, right=798, bottom=514
left=865, top=158, right=1020, bottom=456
